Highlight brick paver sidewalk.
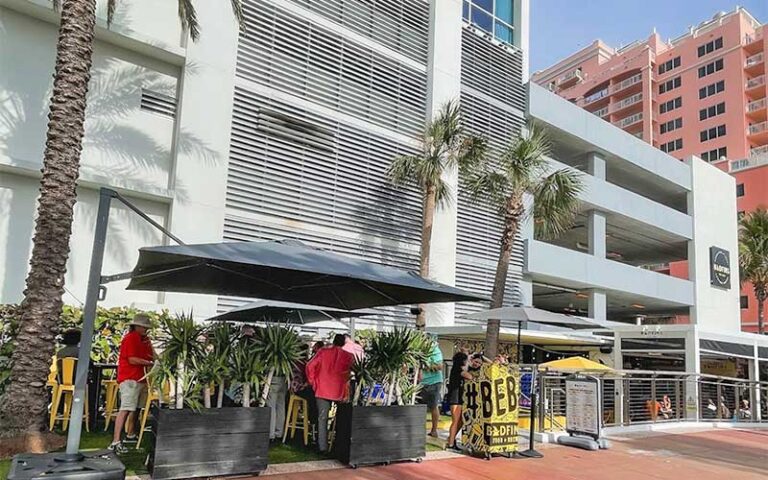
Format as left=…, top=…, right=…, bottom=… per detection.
left=258, top=428, right=768, bottom=480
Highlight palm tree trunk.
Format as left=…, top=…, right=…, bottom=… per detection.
left=259, top=368, right=274, bottom=407
left=0, top=0, right=96, bottom=440
left=217, top=381, right=225, bottom=408
left=757, top=288, right=766, bottom=335
left=485, top=197, right=524, bottom=359
left=416, top=186, right=437, bottom=330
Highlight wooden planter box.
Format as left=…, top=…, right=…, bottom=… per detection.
left=147, top=406, right=270, bottom=480
left=334, top=404, right=426, bottom=468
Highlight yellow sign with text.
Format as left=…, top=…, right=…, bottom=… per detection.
left=461, top=363, right=520, bottom=454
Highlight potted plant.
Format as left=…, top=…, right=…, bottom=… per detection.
left=334, top=328, right=432, bottom=468
left=146, top=315, right=271, bottom=480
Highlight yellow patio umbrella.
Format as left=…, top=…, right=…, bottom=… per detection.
left=538, top=356, right=614, bottom=373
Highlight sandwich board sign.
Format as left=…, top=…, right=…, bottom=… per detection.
left=462, top=363, right=520, bottom=455
left=565, top=375, right=601, bottom=440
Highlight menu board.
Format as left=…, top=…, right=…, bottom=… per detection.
left=565, top=376, right=600, bottom=439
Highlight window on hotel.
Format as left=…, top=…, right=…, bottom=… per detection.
left=660, top=138, right=683, bottom=153
left=660, top=117, right=683, bottom=134
left=697, top=37, right=724, bottom=57
left=701, top=147, right=727, bottom=162
left=659, top=76, right=682, bottom=94
left=699, top=102, right=726, bottom=121
left=658, top=57, right=681, bottom=74
left=463, top=0, right=515, bottom=44
left=699, top=80, right=725, bottom=99
left=736, top=183, right=745, bottom=197
left=700, top=124, right=727, bottom=142
left=740, top=296, right=749, bottom=309
left=660, top=97, right=682, bottom=114
left=698, top=58, right=724, bottom=78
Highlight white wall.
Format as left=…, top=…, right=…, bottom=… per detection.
left=0, top=174, right=169, bottom=307
left=686, top=156, right=741, bottom=333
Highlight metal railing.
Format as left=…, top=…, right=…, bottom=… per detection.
left=583, top=88, right=609, bottom=105
left=746, top=52, right=764, bottom=68
left=610, top=92, right=643, bottom=113
left=748, top=121, right=768, bottom=136
left=592, top=106, right=609, bottom=118
left=614, top=112, right=643, bottom=129
left=558, top=69, right=583, bottom=85
left=746, top=75, right=765, bottom=90
left=536, top=370, right=768, bottom=433
left=609, top=73, right=643, bottom=94
left=747, top=98, right=766, bottom=113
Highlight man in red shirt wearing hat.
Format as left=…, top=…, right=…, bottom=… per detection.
left=109, top=313, right=154, bottom=453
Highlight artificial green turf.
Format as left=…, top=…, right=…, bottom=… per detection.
left=0, top=459, right=10, bottom=480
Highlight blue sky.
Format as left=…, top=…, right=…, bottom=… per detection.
left=530, top=1, right=768, bottom=73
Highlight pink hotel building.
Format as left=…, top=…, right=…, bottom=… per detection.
left=532, top=7, right=767, bottom=333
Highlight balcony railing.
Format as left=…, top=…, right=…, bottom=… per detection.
left=748, top=121, right=768, bottom=136
left=746, top=75, right=765, bottom=90
left=730, top=146, right=768, bottom=172
left=592, top=106, right=609, bottom=118
left=614, top=112, right=643, bottom=128
left=558, top=69, right=583, bottom=86
left=747, top=98, right=767, bottom=113
left=746, top=52, right=764, bottom=68
left=610, top=92, right=643, bottom=112
left=609, top=73, right=643, bottom=94
left=583, top=88, right=609, bottom=105
left=745, top=31, right=764, bottom=44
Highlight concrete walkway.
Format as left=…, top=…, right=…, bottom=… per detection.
left=247, top=428, right=768, bottom=480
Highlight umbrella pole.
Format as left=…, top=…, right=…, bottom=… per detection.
left=350, top=317, right=356, bottom=341
left=516, top=321, right=522, bottom=364
left=519, top=367, right=543, bottom=458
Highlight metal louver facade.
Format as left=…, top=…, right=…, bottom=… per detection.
left=221, top=0, right=529, bottom=328
left=456, top=27, right=527, bottom=325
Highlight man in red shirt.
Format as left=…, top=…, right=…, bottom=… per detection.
left=109, top=314, right=154, bottom=453
left=306, top=334, right=354, bottom=453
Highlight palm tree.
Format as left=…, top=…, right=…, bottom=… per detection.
left=0, top=0, right=243, bottom=440
left=739, top=208, right=768, bottom=335
left=467, top=122, right=583, bottom=358
left=388, top=100, right=487, bottom=329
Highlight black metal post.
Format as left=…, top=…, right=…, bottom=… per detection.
left=516, top=321, right=522, bottom=364
left=520, top=368, right=543, bottom=458
left=62, top=189, right=114, bottom=458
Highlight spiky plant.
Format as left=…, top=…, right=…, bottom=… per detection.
left=229, top=338, right=263, bottom=407
left=366, top=327, right=430, bottom=406
left=155, top=312, right=206, bottom=408
left=206, top=322, right=238, bottom=407
left=253, top=325, right=303, bottom=407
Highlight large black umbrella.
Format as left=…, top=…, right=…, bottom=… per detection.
left=206, top=300, right=378, bottom=324
left=128, top=239, right=487, bottom=309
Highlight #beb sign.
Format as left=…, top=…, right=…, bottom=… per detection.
left=709, top=246, right=731, bottom=289
left=462, top=363, right=520, bottom=454
left=565, top=375, right=600, bottom=439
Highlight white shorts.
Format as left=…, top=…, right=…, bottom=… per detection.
left=119, top=380, right=147, bottom=412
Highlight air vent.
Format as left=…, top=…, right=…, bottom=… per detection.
left=140, top=89, right=177, bottom=118
left=256, top=108, right=335, bottom=152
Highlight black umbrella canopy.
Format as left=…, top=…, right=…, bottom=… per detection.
left=127, top=239, right=488, bottom=310
left=206, top=300, right=378, bottom=324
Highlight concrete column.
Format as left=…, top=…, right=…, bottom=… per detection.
left=588, top=289, right=607, bottom=321
left=684, top=327, right=701, bottom=420
left=587, top=151, right=606, bottom=180
left=163, top=3, right=240, bottom=318
left=422, top=0, right=463, bottom=327
left=587, top=210, right=606, bottom=258
left=513, top=0, right=530, bottom=82
left=613, top=331, right=625, bottom=425
left=752, top=344, right=762, bottom=421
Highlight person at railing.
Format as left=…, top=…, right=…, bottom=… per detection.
left=738, top=399, right=752, bottom=420
left=646, top=398, right=660, bottom=421
left=718, top=396, right=731, bottom=419
left=660, top=395, right=673, bottom=419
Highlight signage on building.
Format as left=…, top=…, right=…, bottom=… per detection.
left=709, top=246, right=731, bottom=289
left=565, top=375, right=601, bottom=440
left=462, top=363, right=520, bottom=454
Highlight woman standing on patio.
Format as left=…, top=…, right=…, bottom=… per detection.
left=445, top=351, right=472, bottom=451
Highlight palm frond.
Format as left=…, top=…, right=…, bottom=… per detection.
left=177, top=0, right=200, bottom=42
left=388, top=155, right=419, bottom=186
left=229, top=0, right=246, bottom=33
left=107, top=0, right=118, bottom=27
left=739, top=208, right=768, bottom=291
left=465, top=169, right=509, bottom=210
left=456, top=135, right=489, bottom=177
left=532, top=168, right=583, bottom=240
left=433, top=177, right=452, bottom=208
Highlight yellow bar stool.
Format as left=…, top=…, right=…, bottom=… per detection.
left=102, top=376, right=119, bottom=430
left=282, top=394, right=310, bottom=446
left=48, top=357, right=89, bottom=432
left=47, top=355, right=59, bottom=412
left=137, top=379, right=169, bottom=449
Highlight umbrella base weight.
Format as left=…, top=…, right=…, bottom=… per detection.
left=8, top=450, right=125, bottom=480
